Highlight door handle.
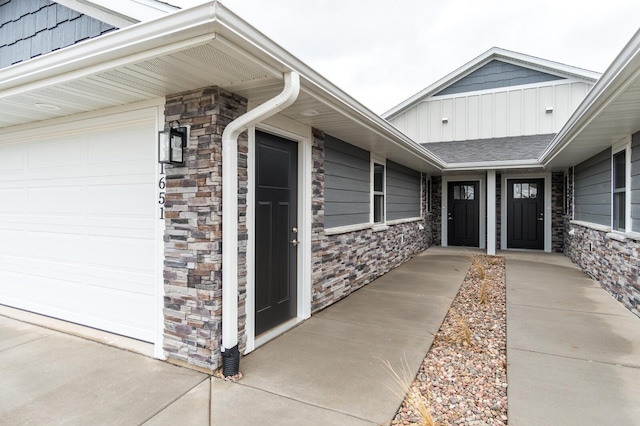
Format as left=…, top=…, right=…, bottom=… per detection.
left=289, top=239, right=299, bottom=247
left=537, top=213, right=544, bottom=221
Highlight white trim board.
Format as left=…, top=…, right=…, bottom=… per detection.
left=500, top=172, right=552, bottom=252
left=441, top=175, right=486, bottom=249
left=245, top=116, right=312, bottom=354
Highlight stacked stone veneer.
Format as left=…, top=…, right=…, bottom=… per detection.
left=551, top=172, right=564, bottom=252
left=162, top=87, right=248, bottom=371
left=310, top=129, right=431, bottom=312
left=565, top=222, right=640, bottom=317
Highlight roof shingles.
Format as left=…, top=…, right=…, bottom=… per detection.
left=423, top=134, right=555, bottom=164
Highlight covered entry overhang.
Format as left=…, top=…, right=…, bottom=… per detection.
left=0, top=1, right=444, bottom=361
left=0, top=1, right=443, bottom=173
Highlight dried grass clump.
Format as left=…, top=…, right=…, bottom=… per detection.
left=382, top=357, right=441, bottom=426
left=447, top=309, right=472, bottom=346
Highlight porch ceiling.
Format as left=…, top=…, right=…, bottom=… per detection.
left=0, top=2, right=443, bottom=174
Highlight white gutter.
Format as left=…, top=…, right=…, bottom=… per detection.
left=220, top=71, right=300, bottom=372
left=443, top=159, right=543, bottom=171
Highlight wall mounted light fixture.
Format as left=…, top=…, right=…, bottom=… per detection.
left=158, top=122, right=187, bottom=165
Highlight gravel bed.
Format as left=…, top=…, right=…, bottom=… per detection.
left=391, top=255, right=508, bottom=425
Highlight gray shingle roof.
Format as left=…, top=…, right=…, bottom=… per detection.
left=422, top=134, right=555, bottom=164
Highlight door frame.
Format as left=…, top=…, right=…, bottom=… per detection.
left=245, top=118, right=312, bottom=354
left=442, top=175, right=485, bottom=248
left=501, top=172, right=551, bottom=252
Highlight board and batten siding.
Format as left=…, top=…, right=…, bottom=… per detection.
left=389, top=81, right=592, bottom=143
left=574, top=148, right=612, bottom=226
left=632, top=132, right=640, bottom=232
left=386, top=160, right=421, bottom=221
left=324, top=135, right=370, bottom=228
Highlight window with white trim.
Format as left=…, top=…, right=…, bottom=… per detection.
left=373, top=162, right=385, bottom=223
left=612, top=150, right=626, bottom=231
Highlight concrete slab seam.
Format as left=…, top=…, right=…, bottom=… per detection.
left=508, top=347, right=640, bottom=370
left=140, top=376, right=211, bottom=425
left=0, top=332, right=55, bottom=354
left=230, top=381, right=376, bottom=424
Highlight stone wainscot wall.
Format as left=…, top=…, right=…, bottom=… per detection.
left=162, top=86, right=249, bottom=371
left=310, top=129, right=432, bottom=312
left=565, top=220, right=640, bottom=318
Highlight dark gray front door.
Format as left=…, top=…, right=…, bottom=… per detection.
left=447, top=181, right=480, bottom=247
left=255, top=131, right=298, bottom=335
left=507, top=178, right=544, bottom=249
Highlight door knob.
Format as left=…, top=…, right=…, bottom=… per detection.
left=290, top=239, right=299, bottom=247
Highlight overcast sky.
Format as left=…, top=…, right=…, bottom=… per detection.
left=174, top=0, right=640, bottom=114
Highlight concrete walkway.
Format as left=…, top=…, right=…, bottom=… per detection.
left=504, top=251, right=640, bottom=425
left=2, top=248, right=639, bottom=425
left=0, top=247, right=470, bottom=425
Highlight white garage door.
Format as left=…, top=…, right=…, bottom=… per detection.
left=0, top=112, right=158, bottom=342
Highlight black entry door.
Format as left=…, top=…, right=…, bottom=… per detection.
left=255, top=131, right=298, bottom=335
left=447, top=181, right=480, bottom=247
left=507, top=179, right=544, bottom=249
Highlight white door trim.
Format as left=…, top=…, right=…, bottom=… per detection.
left=501, top=172, right=552, bottom=252
left=441, top=175, right=486, bottom=248
left=245, top=117, right=312, bottom=354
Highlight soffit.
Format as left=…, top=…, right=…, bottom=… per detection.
left=0, top=2, right=443, bottom=173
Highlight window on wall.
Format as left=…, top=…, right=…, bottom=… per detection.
left=613, top=150, right=626, bottom=231
left=373, top=163, right=385, bottom=223
left=426, top=178, right=432, bottom=213
left=564, top=169, right=571, bottom=216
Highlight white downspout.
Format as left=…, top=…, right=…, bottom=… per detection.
left=220, top=71, right=300, bottom=375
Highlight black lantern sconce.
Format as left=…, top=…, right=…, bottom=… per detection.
left=158, top=122, right=187, bottom=165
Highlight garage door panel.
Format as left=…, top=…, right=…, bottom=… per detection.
left=27, top=231, right=85, bottom=263
left=28, top=137, right=84, bottom=170
left=28, top=186, right=85, bottom=215
left=87, top=236, right=155, bottom=273
left=87, top=269, right=154, bottom=296
left=0, top=113, right=158, bottom=342
left=88, top=183, right=155, bottom=217
left=0, top=187, right=26, bottom=212
left=0, top=144, right=26, bottom=178
left=88, top=125, right=154, bottom=165
left=0, top=229, right=27, bottom=255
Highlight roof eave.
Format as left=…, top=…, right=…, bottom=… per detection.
left=444, top=159, right=543, bottom=172
left=540, top=27, right=640, bottom=166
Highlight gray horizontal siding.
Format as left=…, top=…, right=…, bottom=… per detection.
left=386, top=160, right=420, bottom=221
left=435, top=60, right=565, bottom=96
left=324, top=135, right=370, bottom=228
left=574, top=148, right=611, bottom=226
left=0, top=0, right=115, bottom=69
left=632, top=132, right=640, bottom=232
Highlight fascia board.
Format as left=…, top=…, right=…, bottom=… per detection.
left=55, top=0, right=178, bottom=27
left=444, top=159, right=543, bottom=171
left=540, top=27, right=640, bottom=165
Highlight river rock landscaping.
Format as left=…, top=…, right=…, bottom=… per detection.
left=391, top=255, right=508, bottom=426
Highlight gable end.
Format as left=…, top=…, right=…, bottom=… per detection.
left=434, top=60, right=565, bottom=96
left=0, top=0, right=116, bottom=69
